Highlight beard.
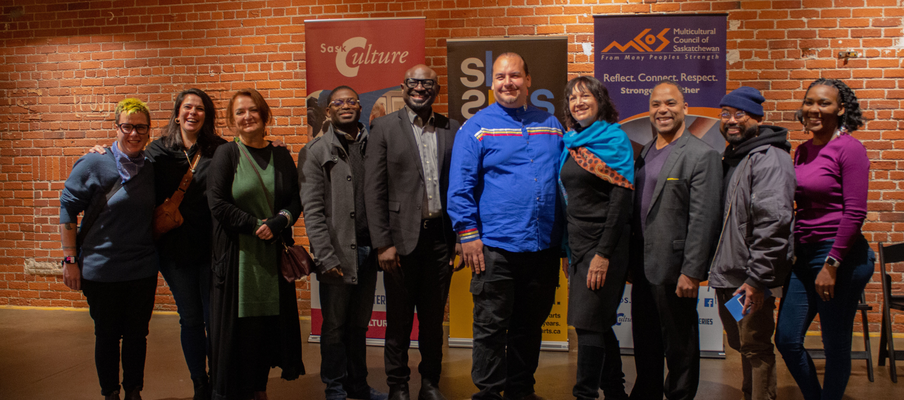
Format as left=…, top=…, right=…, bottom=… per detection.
left=724, top=124, right=758, bottom=146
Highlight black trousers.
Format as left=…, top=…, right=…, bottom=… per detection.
left=384, top=219, right=453, bottom=387
left=629, top=275, right=700, bottom=400
left=82, top=275, right=157, bottom=396
left=470, top=246, right=560, bottom=400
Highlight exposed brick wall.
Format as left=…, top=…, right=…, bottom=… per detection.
left=1, top=0, right=903, bottom=332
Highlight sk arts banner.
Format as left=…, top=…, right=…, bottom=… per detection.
left=594, top=14, right=727, bottom=151
left=446, top=37, right=569, bottom=350
left=304, top=17, right=426, bottom=138
left=304, top=17, right=425, bottom=344
left=446, top=37, right=568, bottom=127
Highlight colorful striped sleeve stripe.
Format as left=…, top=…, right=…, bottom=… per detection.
left=459, top=228, right=479, bottom=241
left=525, top=126, right=564, bottom=136
left=475, top=128, right=522, bottom=141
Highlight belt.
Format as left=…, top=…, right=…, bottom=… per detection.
left=422, top=218, right=442, bottom=230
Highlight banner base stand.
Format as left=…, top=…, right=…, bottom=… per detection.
left=616, top=348, right=726, bottom=359
left=307, top=335, right=420, bottom=349
left=448, top=338, right=569, bottom=352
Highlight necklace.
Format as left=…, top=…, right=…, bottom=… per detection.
left=182, top=149, right=200, bottom=173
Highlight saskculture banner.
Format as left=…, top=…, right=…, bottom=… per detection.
left=446, top=37, right=570, bottom=351
left=304, top=17, right=426, bottom=344
left=595, top=13, right=728, bottom=356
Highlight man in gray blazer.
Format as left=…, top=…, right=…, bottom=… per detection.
left=365, top=65, right=461, bottom=400
left=300, top=86, right=388, bottom=400
left=629, top=80, right=722, bottom=400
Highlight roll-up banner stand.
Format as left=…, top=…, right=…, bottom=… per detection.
left=594, top=14, right=728, bottom=358
left=446, top=37, right=570, bottom=351
left=304, top=17, right=426, bottom=345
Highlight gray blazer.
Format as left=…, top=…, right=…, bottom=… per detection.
left=364, top=109, right=460, bottom=256
left=298, top=124, right=367, bottom=285
left=631, top=133, right=722, bottom=285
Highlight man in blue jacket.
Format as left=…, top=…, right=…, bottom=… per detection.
left=447, top=52, right=565, bottom=400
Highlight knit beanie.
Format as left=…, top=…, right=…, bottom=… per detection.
left=719, top=86, right=765, bottom=117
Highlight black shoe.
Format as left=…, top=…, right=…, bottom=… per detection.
left=103, top=390, right=121, bottom=400
left=123, top=388, right=142, bottom=400
left=418, top=380, right=446, bottom=400
left=192, top=375, right=211, bottom=400
left=389, top=383, right=411, bottom=400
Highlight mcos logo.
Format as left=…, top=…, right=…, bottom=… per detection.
left=601, top=28, right=670, bottom=53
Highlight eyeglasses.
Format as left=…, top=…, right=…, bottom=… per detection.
left=720, top=110, right=748, bottom=121
left=330, top=98, right=359, bottom=107
left=117, top=123, right=150, bottom=135
left=404, top=78, right=436, bottom=89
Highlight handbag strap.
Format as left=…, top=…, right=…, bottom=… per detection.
left=76, top=149, right=124, bottom=250
left=237, top=142, right=275, bottom=213
left=165, top=152, right=200, bottom=205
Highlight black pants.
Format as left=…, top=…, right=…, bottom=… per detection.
left=384, top=219, right=452, bottom=387
left=82, top=275, right=157, bottom=396
left=470, top=246, right=560, bottom=400
left=629, top=276, right=700, bottom=400
left=319, top=247, right=378, bottom=400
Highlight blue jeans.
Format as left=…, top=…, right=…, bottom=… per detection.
left=775, top=238, right=874, bottom=400
left=319, top=245, right=378, bottom=400
left=158, top=258, right=211, bottom=381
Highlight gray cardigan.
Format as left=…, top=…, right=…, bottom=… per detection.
left=299, top=124, right=368, bottom=285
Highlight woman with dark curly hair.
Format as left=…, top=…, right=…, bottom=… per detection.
left=559, top=76, right=633, bottom=400
left=775, top=78, right=874, bottom=400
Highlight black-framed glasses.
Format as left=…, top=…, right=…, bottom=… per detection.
left=404, top=78, right=436, bottom=89
left=330, top=98, right=359, bottom=107
left=117, top=123, right=150, bottom=135
left=720, top=110, right=748, bottom=121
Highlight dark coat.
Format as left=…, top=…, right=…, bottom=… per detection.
left=631, top=133, right=722, bottom=285
left=207, top=141, right=304, bottom=400
left=298, top=124, right=368, bottom=285
left=364, top=108, right=459, bottom=256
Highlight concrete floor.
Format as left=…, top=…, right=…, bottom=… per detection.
left=0, top=307, right=901, bottom=399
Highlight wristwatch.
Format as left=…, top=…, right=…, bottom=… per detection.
left=61, top=256, right=77, bottom=268
left=825, top=256, right=841, bottom=268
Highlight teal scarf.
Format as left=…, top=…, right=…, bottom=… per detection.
left=558, top=120, right=635, bottom=192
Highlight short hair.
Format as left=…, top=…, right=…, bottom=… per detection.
left=563, top=76, right=619, bottom=129
left=495, top=52, right=530, bottom=76
left=328, top=85, right=360, bottom=103
left=794, top=78, right=865, bottom=133
left=652, top=80, right=686, bottom=103
left=114, top=98, right=150, bottom=125
left=226, top=88, right=271, bottom=128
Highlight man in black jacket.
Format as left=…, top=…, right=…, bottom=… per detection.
left=365, top=64, right=460, bottom=400
left=710, top=86, right=794, bottom=400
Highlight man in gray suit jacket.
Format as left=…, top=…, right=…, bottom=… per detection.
left=365, top=64, right=461, bottom=400
left=629, top=80, right=722, bottom=400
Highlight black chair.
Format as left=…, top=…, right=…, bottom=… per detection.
left=877, top=241, right=904, bottom=382
left=805, top=290, right=874, bottom=382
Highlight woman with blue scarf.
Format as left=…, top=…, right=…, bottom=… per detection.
left=60, top=98, right=158, bottom=400
left=560, top=76, right=635, bottom=400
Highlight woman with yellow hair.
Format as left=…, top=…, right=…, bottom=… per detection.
left=60, top=98, right=158, bottom=400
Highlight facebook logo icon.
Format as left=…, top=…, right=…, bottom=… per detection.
left=704, top=298, right=715, bottom=308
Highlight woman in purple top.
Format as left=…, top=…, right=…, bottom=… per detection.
left=776, top=79, right=874, bottom=400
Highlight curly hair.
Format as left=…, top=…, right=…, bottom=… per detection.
left=160, top=88, right=222, bottom=157
left=563, top=76, right=619, bottom=130
left=795, top=78, right=864, bottom=133
left=114, top=98, right=150, bottom=126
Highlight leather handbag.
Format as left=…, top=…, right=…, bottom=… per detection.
left=237, top=143, right=313, bottom=281
left=152, top=152, right=200, bottom=240
left=279, top=239, right=314, bottom=281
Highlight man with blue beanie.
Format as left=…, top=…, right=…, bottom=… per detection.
left=710, top=86, right=795, bottom=400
